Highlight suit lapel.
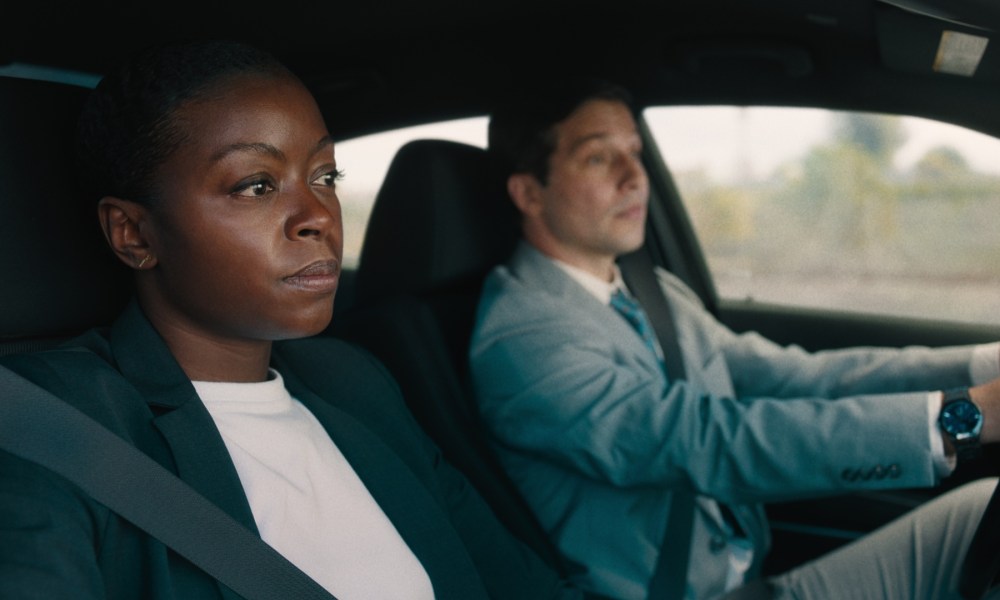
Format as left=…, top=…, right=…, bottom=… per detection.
left=109, top=301, right=259, bottom=600
left=508, top=242, right=666, bottom=376
left=276, top=359, right=489, bottom=599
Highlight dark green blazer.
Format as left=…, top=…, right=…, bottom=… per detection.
left=0, top=300, right=575, bottom=600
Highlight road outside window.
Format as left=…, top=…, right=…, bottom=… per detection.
left=646, top=106, right=1000, bottom=326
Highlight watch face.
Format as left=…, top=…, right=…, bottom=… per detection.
left=941, top=399, right=983, bottom=439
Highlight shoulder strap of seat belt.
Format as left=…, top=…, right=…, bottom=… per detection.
left=618, top=249, right=695, bottom=600
left=0, top=365, right=337, bottom=600
left=618, top=249, right=686, bottom=384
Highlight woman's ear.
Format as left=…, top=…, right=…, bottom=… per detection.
left=97, top=197, right=157, bottom=270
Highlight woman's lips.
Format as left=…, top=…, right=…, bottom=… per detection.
left=284, top=259, right=340, bottom=293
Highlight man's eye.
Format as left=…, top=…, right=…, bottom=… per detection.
left=234, top=179, right=274, bottom=197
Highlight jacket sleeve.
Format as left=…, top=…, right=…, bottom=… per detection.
left=656, top=268, right=975, bottom=399
left=470, top=268, right=975, bottom=504
left=0, top=448, right=106, bottom=599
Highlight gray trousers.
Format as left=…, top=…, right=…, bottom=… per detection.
left=768, top=477, right=999, bottom=600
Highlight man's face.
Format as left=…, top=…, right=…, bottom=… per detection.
left=517, top=99, right=649, bottom=278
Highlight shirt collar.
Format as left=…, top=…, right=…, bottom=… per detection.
left=551, top=257, right=627, bottom=305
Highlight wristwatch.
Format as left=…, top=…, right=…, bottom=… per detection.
left=938, top=388, right=984, bottom=463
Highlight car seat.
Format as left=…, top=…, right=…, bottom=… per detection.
left=333, top=139, right=572, bottom=574
left=0, top=76, right=131, bottom=356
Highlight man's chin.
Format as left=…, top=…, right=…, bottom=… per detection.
left=615, top=232, right=647, bottom=256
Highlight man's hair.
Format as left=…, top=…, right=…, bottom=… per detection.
left=487, top=77, right=634, bottom=185
left=75, top=39, right=295, bottom=206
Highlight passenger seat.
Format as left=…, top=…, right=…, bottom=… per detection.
left=0, top=76, right=131, bottom=356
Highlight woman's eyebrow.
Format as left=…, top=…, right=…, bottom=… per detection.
left=311, top=135, right=335, bottom=158
left=209, top=136, right=334, bottom=163
left=210, top=142, right=285, bottom=163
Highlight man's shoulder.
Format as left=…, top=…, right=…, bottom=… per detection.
left=483, top=244, right=573, bottom=299
left=652, top=266, right=707, bottom=307
left=479, top=262, right=565, bottom=320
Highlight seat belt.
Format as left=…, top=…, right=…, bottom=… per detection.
left=618, top=250, right=687, bottom=385
left=0, top=365, right=337, bottom=600
left=618, top=249, right=695, bottom=600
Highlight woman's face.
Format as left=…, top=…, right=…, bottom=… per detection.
left=138, top=73, right=343, bottom=344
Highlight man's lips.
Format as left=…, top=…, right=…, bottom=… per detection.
left=618, top=201, right=647, bottom=220
left=284, top=259, right=340, bottom=293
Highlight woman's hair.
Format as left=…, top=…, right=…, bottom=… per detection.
left=76, top=39, right=295, bottom=205
left=487, top=77, right=634, bottom=185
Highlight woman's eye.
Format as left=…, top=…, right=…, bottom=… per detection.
left=234, top=179, right=275, bottom=197
left=313, top=169, right=345, bottom=187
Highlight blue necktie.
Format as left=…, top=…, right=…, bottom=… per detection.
left=610, top=288, right=661, bottom=364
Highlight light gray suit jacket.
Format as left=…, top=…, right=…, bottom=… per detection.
left=469, top=241, right=978, bottom=600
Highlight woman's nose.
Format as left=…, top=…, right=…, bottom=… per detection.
left=286, top=187, right=339, bottom=240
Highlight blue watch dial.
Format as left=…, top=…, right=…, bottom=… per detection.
left=941, top=399, right=983, bottom=439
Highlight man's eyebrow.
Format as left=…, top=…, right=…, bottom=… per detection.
left=566, top=133, right=609, bottom=154
left=566, top=131, right=641, bottom=154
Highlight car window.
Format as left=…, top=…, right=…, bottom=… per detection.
left=336, top=117, right=487, bottom=267
left=645, top=106, right=1000, bottom=326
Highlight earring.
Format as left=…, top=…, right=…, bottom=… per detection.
left=137, top=255, right=153, bottom=269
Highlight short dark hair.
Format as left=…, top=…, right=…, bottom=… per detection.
left=487, top=77, right=634, bottom=184
left=75, top=39, right=295, bottom=205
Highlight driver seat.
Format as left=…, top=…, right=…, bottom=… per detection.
left=333, top=139, right=572, bottom=574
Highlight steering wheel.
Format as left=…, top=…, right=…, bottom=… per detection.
left=959, top=478, right=1000, bottom=599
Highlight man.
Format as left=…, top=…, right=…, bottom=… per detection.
left=468, top=77, right=1000, bottom=599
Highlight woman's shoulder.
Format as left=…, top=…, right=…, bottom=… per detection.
left=274, top=335, right=401, bottom=394
left=273, top=335, right=422, bottom=439
left=1, top=328, right=116, bottom=381
left=0, top=327, right=132, bottom=414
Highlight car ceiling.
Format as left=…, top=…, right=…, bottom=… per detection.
left=4, top=0, right=1000, bottom=141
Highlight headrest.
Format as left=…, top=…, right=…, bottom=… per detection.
left=354, top=139, right=519, bottom=304
left=0, top=77, right=131, bottom=345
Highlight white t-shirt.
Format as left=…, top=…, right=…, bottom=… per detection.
left=195, top=370, right=435, bottom=599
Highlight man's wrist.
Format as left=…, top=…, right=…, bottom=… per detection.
left=939, top=388, right=984, bottom=464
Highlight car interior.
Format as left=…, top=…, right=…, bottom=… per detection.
left=5, top=0, right=1000, bottom=594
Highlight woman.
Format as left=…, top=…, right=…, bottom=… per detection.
left=0, top=39, right=576, bottom=599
